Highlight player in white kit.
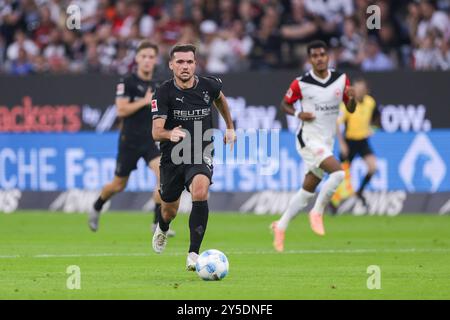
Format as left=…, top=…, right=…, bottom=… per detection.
left=272, top=40, right=356, bottom=252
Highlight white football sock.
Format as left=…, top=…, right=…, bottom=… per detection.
left=312, top=170, right=345, bottom=215
left=278, top=188, right=315, bottom=231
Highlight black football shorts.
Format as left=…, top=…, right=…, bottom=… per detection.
left=158, top=162, right=213, bottom=203
left=115, top=137, right=160, bottom=177
left=344, top=138, right=374, bottom=163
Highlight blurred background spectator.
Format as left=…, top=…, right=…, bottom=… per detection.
left=361, top=36, right=395, bottom=71
left=0, top=0, right=449, bottom=75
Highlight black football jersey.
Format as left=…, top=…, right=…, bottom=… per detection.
left=115, top=73, right=160, bottom=144
left=152, top=75, right=222, bottom=164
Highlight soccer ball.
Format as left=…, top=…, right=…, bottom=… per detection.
left=195, top=249, right=229, bottom=281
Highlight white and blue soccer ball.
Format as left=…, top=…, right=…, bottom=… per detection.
left=195, top=249, right=229, bottom=281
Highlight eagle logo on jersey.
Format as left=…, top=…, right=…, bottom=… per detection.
left=335, top=88, right=342, bottom=98
left=203, top=91, right=210, bottom=104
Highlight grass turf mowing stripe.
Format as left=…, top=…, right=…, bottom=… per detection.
left=1, top=247, right=450, bottom=259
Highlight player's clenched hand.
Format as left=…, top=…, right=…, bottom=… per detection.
left=299, top=112, right=315, bottom=122
left=345, top=86, right=355, bottom=100
left=224, top=128, right=236, bottom=151
left=170, top=126, right=186, bottom=142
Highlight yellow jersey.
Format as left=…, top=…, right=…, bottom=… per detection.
left=339, top=95, right=377, bottom=140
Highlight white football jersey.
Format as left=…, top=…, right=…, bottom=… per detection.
left=284, top=69, right=350, bottom=144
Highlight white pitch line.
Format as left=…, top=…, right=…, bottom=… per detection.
left=0, top=248, right=449, bottom=259
left=0, top=255, right=20, bottom=259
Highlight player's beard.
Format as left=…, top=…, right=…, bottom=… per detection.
left=178, top=72, right=193, bottom=83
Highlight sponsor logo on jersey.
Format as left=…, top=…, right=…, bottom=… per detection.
left=116, top=83, right=125, bottom=96
left=151, top=99, right=158, bottom=112
left=173, top=108, right=210, bottom=120
left=314, top=104, right=340, bottom=113
left=335, top=88, right=342, bottom=98
left=286, top=88, right=293, bottom=99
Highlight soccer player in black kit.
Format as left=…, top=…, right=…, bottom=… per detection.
left=151, top=44, right=235, bottom=270
left=88, top=41, right=175, bottom=236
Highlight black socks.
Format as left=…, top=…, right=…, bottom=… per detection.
left=154, top=203, right=161, bottom=224
left=189, top=201, right=209, bottom=254
left=358, top=172, right=374, bottom=195
left=93, top=196, right=106, bottom=211
left=158, top=209, right=170, bottom=232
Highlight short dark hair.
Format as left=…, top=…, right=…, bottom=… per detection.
left=307, top=40, right=328, bottom=56
left=169, top=43, right=197, bottom=59
left=136, top=40, right=158, bottom=54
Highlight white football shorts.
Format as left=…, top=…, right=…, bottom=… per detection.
left=295, top=131, right=334, bottom=179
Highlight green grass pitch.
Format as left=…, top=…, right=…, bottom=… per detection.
left=0, top=211, right=449, bottom=300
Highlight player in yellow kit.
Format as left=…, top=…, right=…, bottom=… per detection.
left=334, top=79, right=379, bottom=210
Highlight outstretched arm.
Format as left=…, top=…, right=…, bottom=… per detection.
left=213, top=92, right=236, bottom=147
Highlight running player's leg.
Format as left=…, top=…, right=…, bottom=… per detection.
left=188, top=174, right=210, bottom=252
left=96, top=176, right=129, bottom=209
left=148, top=157, right=162, bottom=227
left=148, top=157, right=161, bottom=224
left=277, top=172, right=321, bottom=231
left=311, top=156, right=345, bottom=217
left=153, top=198, right=180, bottom=254
left=272, top=172, right=321, bottom=252
left=186, top=173, right=210, bottom=270
left=89, top=143, right=139, bottom=231
left=361, top=154, right=376, bottom=192
left=160, top=199, right=180, bottom=229
left=184, top=161, right=213, bottom=268
left=152, top=163, right=184, bottom=253
left=329, top=142, right=356, bottom=214
left=89, top=175, right=129, bottom=232
left=146, top=144, right=174, bottom=236
left=98, top=143, right=140, bottom=208
left=357, top=140, right=377, bottom=205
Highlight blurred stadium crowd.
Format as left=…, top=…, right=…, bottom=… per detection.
left=0, top=0, right=449, bottom=75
